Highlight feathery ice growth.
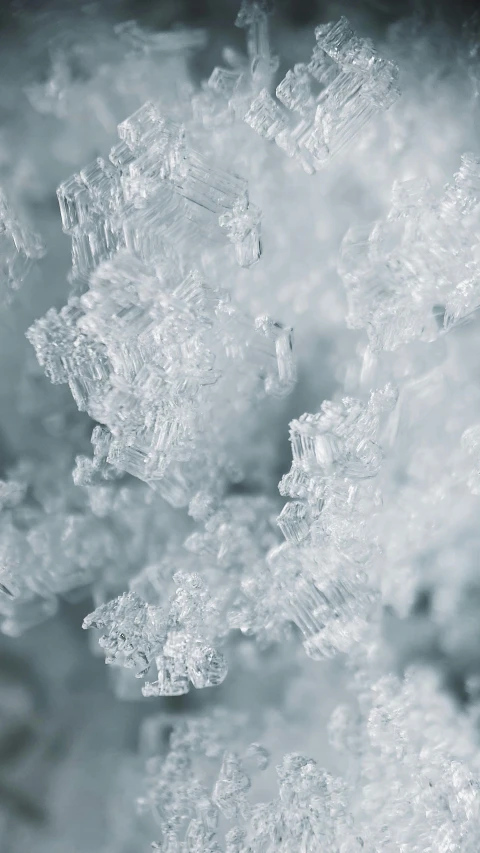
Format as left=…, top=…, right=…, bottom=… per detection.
left=2, top=2, right=480, bottom=852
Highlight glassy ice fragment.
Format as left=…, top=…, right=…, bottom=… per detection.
left=277, top=501, right=310, bottom=544
left=254, top=316, right=296, bottom=396
left=244, top=89, right=288, bottom=139
left=117, top=102, right=163, bottom=150
left=208, top=66, right=243, bottom=99
left=57, top=174, right=92, bottom=234
left=276, top=66, right=317, bottom=118
left=187, top=644, right=228, bottom=689
left=219, top=202, right=262, bottom=267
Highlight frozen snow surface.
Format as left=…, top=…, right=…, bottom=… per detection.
left=2, top=0, right=480, bottom=850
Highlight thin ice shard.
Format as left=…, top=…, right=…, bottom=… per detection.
left=272, top=387, right=397, bottom=658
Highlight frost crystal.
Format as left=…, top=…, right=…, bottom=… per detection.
left=244, top=16, right=400, bottom=172
left=83, top=574, right=228, bottom=696
left=0, top=188, right=45, bottom=302
left=272, top=386, right=396, bottom=659
left=339, top=156, right=480, bottom=351
left=27, top=253, right=294, bottom=502
left=55, top=101, right=261, bottom=282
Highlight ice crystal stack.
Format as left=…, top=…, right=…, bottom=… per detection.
left=4, top=3, right=480, bottom=853
left=55, top=100, right=262, bottom=282
left=244, top=15, right=400, bottom=172
left=27, top=252, right=295, bottom=503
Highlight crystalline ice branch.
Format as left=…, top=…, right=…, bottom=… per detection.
left=193, top=0, right=279, bottom=129
left=55, top=101, right=261, bottom=282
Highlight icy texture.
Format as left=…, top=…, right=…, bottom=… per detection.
left=84, top=575, right=228, bottom=697
left=55, top=101, right=261, bottom=281
left=82, top=494, right=290, bottom=693
left=138, top=710, right=354, bottom=853
left=271, top=386, right=397, bottom=659
left=244, top=16, right=400, bottom=172
left=339, top=156, right=480, bottom=351
left=133, top=666, right=480, bottom=853
left=0, top=188, right=45, bottom=303
left=3, top=5, right=480, bottom=853
left=27, top=253, right=294, bottom=502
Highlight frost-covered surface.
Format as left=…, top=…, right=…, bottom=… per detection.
left=2, top=2, right=480, bottom=852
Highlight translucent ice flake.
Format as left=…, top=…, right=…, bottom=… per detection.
left=244, top=16, right=399, bottom=172
left=0, top=187, right=45, bottom=302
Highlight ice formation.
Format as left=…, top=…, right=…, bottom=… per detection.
left=0, top=188, right=45, bottom=303
left=339, top=156, right=480, bottom=351
left=3, top=2, right=480, bottom=852
left=245, top=15, right=400, bottom=172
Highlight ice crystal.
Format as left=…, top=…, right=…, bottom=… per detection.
left=2, top=4, right=480, bottom=853
left=272, top=386, right=396, bottom=659
left=55, top=101, right=261, bottom=283
left=0, top=188, right=45, bottom=303
left=27, top=252, right=294, bottom=502
left=84, top=574, right=228, bottom=696
left=339, top=156, right=480, bottom=352
left=244, top=16, right=400, bottom=172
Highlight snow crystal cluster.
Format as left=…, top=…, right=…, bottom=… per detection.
left=2, top=2, right=480, bottom=852
left=0, top=188, right=45, bottom=304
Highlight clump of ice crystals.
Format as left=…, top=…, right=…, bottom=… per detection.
left=244, top=15, right=400, bottom=172
left=27, top=252, right=294, bottom=502
left=54, top=101, right=261, bottom=281
left=271, top=384, right=397, bottom=659
left=138, top=662, right=480, bottom=853
left=5, top=3, right=480, bottom=852
left=83, top=574, right=229, bottom=696
left=339, top=155, right=480, bottom=352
